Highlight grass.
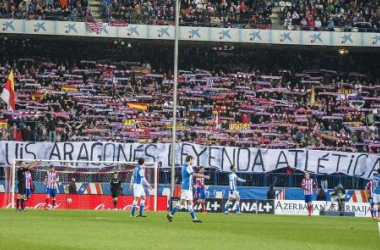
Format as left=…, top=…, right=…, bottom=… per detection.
left=0, top=209, right=378, bottom=250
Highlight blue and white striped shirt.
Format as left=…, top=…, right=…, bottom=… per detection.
left=229, top=173, right=245, bottom=191
left=181, top=163, right=194, bottom=191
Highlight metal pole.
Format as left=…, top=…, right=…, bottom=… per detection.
left=154, top=162, right=158, bottom=212
left=170, top=0, right=180, bottom=197
left=11, top=161, right=16, bottom=209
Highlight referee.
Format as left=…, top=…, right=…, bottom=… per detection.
left=110, top=172, right=122, bottom=209
left=16, top=160, right=41, bottom=211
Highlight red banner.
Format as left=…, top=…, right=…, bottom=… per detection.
left=0, top=193, right=168, bottom=211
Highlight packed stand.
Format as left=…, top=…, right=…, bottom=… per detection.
left=105, top=0, right=272, bottom=29
left=280, top=0, right=380, bottom=31
left=1, top=37, right=380, bottom=153
left=0, top=0, right=92, bottom=21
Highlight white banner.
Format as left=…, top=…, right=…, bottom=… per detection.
left=1, top=19, right=380, bottom=47
left=0, top=141, right=378, bottom=178
left=274, top=200, right=372, bottom=217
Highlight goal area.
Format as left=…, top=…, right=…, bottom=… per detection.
left=1, top=159, right=159, bottom=211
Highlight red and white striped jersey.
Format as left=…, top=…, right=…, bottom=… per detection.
left=45, top=171, right=59, bottom=189
left=366, top=180, right=374, bottom=198
left=25, top=171, right=32, bottom=189
left=196, top=177, right=205, bottom=189
left=301, top=178, right=318, bottom=195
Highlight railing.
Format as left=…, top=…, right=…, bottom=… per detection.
left=0, top=14, right=93, bottom=22
left=159, top=170, right=368, bottom=190
left=0, top=164, right=367, bottom=190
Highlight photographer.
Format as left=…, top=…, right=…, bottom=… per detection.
left=330, top=184, right=346, bottom=212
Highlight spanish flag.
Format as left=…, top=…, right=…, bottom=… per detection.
left=127, top=103, right=147, bottom=110
left=0, top=70, right=15, bottom=111
left=0, top=119, right=8, bottom=128
left=62, top=85, right=78, bottom=92
left=31, top=93, right=45, bottom=101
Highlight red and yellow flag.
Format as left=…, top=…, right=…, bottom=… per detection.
left=31, top=93, right=45, bottom=101
left=62, top=85, right=78, bottom=92
left=0, top=69, right=15, bottom=111
left=0, top=119, right=8, bottom=128
left=127, top=103, right=147, bottom=110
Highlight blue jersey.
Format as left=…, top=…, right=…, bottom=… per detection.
left=373, top=173, right=380, bottom=195
left=133, top=165, right=144, bottom=185
left=181, top=163, right=194, bottom=191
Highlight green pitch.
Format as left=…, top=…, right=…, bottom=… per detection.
left=0, top=210, right=377, bottom=250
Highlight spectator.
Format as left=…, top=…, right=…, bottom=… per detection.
left=267, top=185, right=276, bottom=200
left=68, top=178, right=77, bottom=194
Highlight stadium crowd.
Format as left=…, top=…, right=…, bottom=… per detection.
left=0, top=0, right=92, bottom=21
left=281, top=0, right=380, bottom=31
left=0, top=37, right=380, bottom=153
left=105, top=0, right=273, bottom=28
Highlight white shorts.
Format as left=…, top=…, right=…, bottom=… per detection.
left=228, top=190, right=240, bottom=199
left=180, top=190, right=193, bottom=201
left=133, top=184, right=146, bottom=198
left=373, top=194, right=380, bottom=204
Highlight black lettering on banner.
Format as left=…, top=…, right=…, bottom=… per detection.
left=117, top=144, right=129, bottom=162
left=19, top=143, right=23, bottom=160
left=49, top=143, right=61, bottom=160
left=353, top=154, right=368, bottom=177
left=192, top=144, right=207, bottom=166
left=304, top=150, right=309, bottom=172
left=237, top=148, right=250, bottom=171
left=251, top=149, right=265, bottom=171
left=64, top=143, right=75, bottom=161
left=208, top=147, right=219, bottom=167
left=168, top=144, right=172, bottom=166
left=275, top=151, right=289, bottom=169
left=289, top=149, right=304, bottom=169
left=77, top=143, right=89, bottom=163
left=15, top=143, right=19, bottom=161
left=317, top=153, right=329, bottom=174
left=332, top=153, right=347, bottom=173
left=90, top=142, right=103, bottom=163
left=5, top=143, right=11, bottom=164
left=128, top=144, right=133, bottom=162
left=133, top=144, right=144, bottom=162
left=181, top=143, right=191, bottom=164
left=221, top=148, right=235, bottom=172
left=346, top=155, right=355, bottom=175
left=368, top=157, right=380, bottom=178
left=25, top=142, right=37, bottom=160
left=145, top=144, right=157, bottom=162
left=104, top=143, right=116, bottom=163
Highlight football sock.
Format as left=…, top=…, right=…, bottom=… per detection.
left=139, top=200, right=145, bottom=215
left=131, top=200, right=138, bottom=216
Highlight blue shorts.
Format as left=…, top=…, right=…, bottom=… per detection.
left=370, top=197, right=373, bottom=207
left=26, top=189, right=32, bottom=197
left=197, top=188, right=205, bottom=199
left=305, top=194, right=312, bottom=203
left=46, top=188, right=57, bottom=198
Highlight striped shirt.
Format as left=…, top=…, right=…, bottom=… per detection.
left=25, top=171, right=32, bottom=189
left=229, top=173, right=245, bottom=191
left=373, top=173, right=380, bottom=195
left=366, top=180, right=374, bottom=198
left=196, top=177, right=205, bottom=189
left=181, top=163, right=194, bottom=191
left=46, top=171, right=59, bottom=189
left=301, top=178, right=318, bottom=195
